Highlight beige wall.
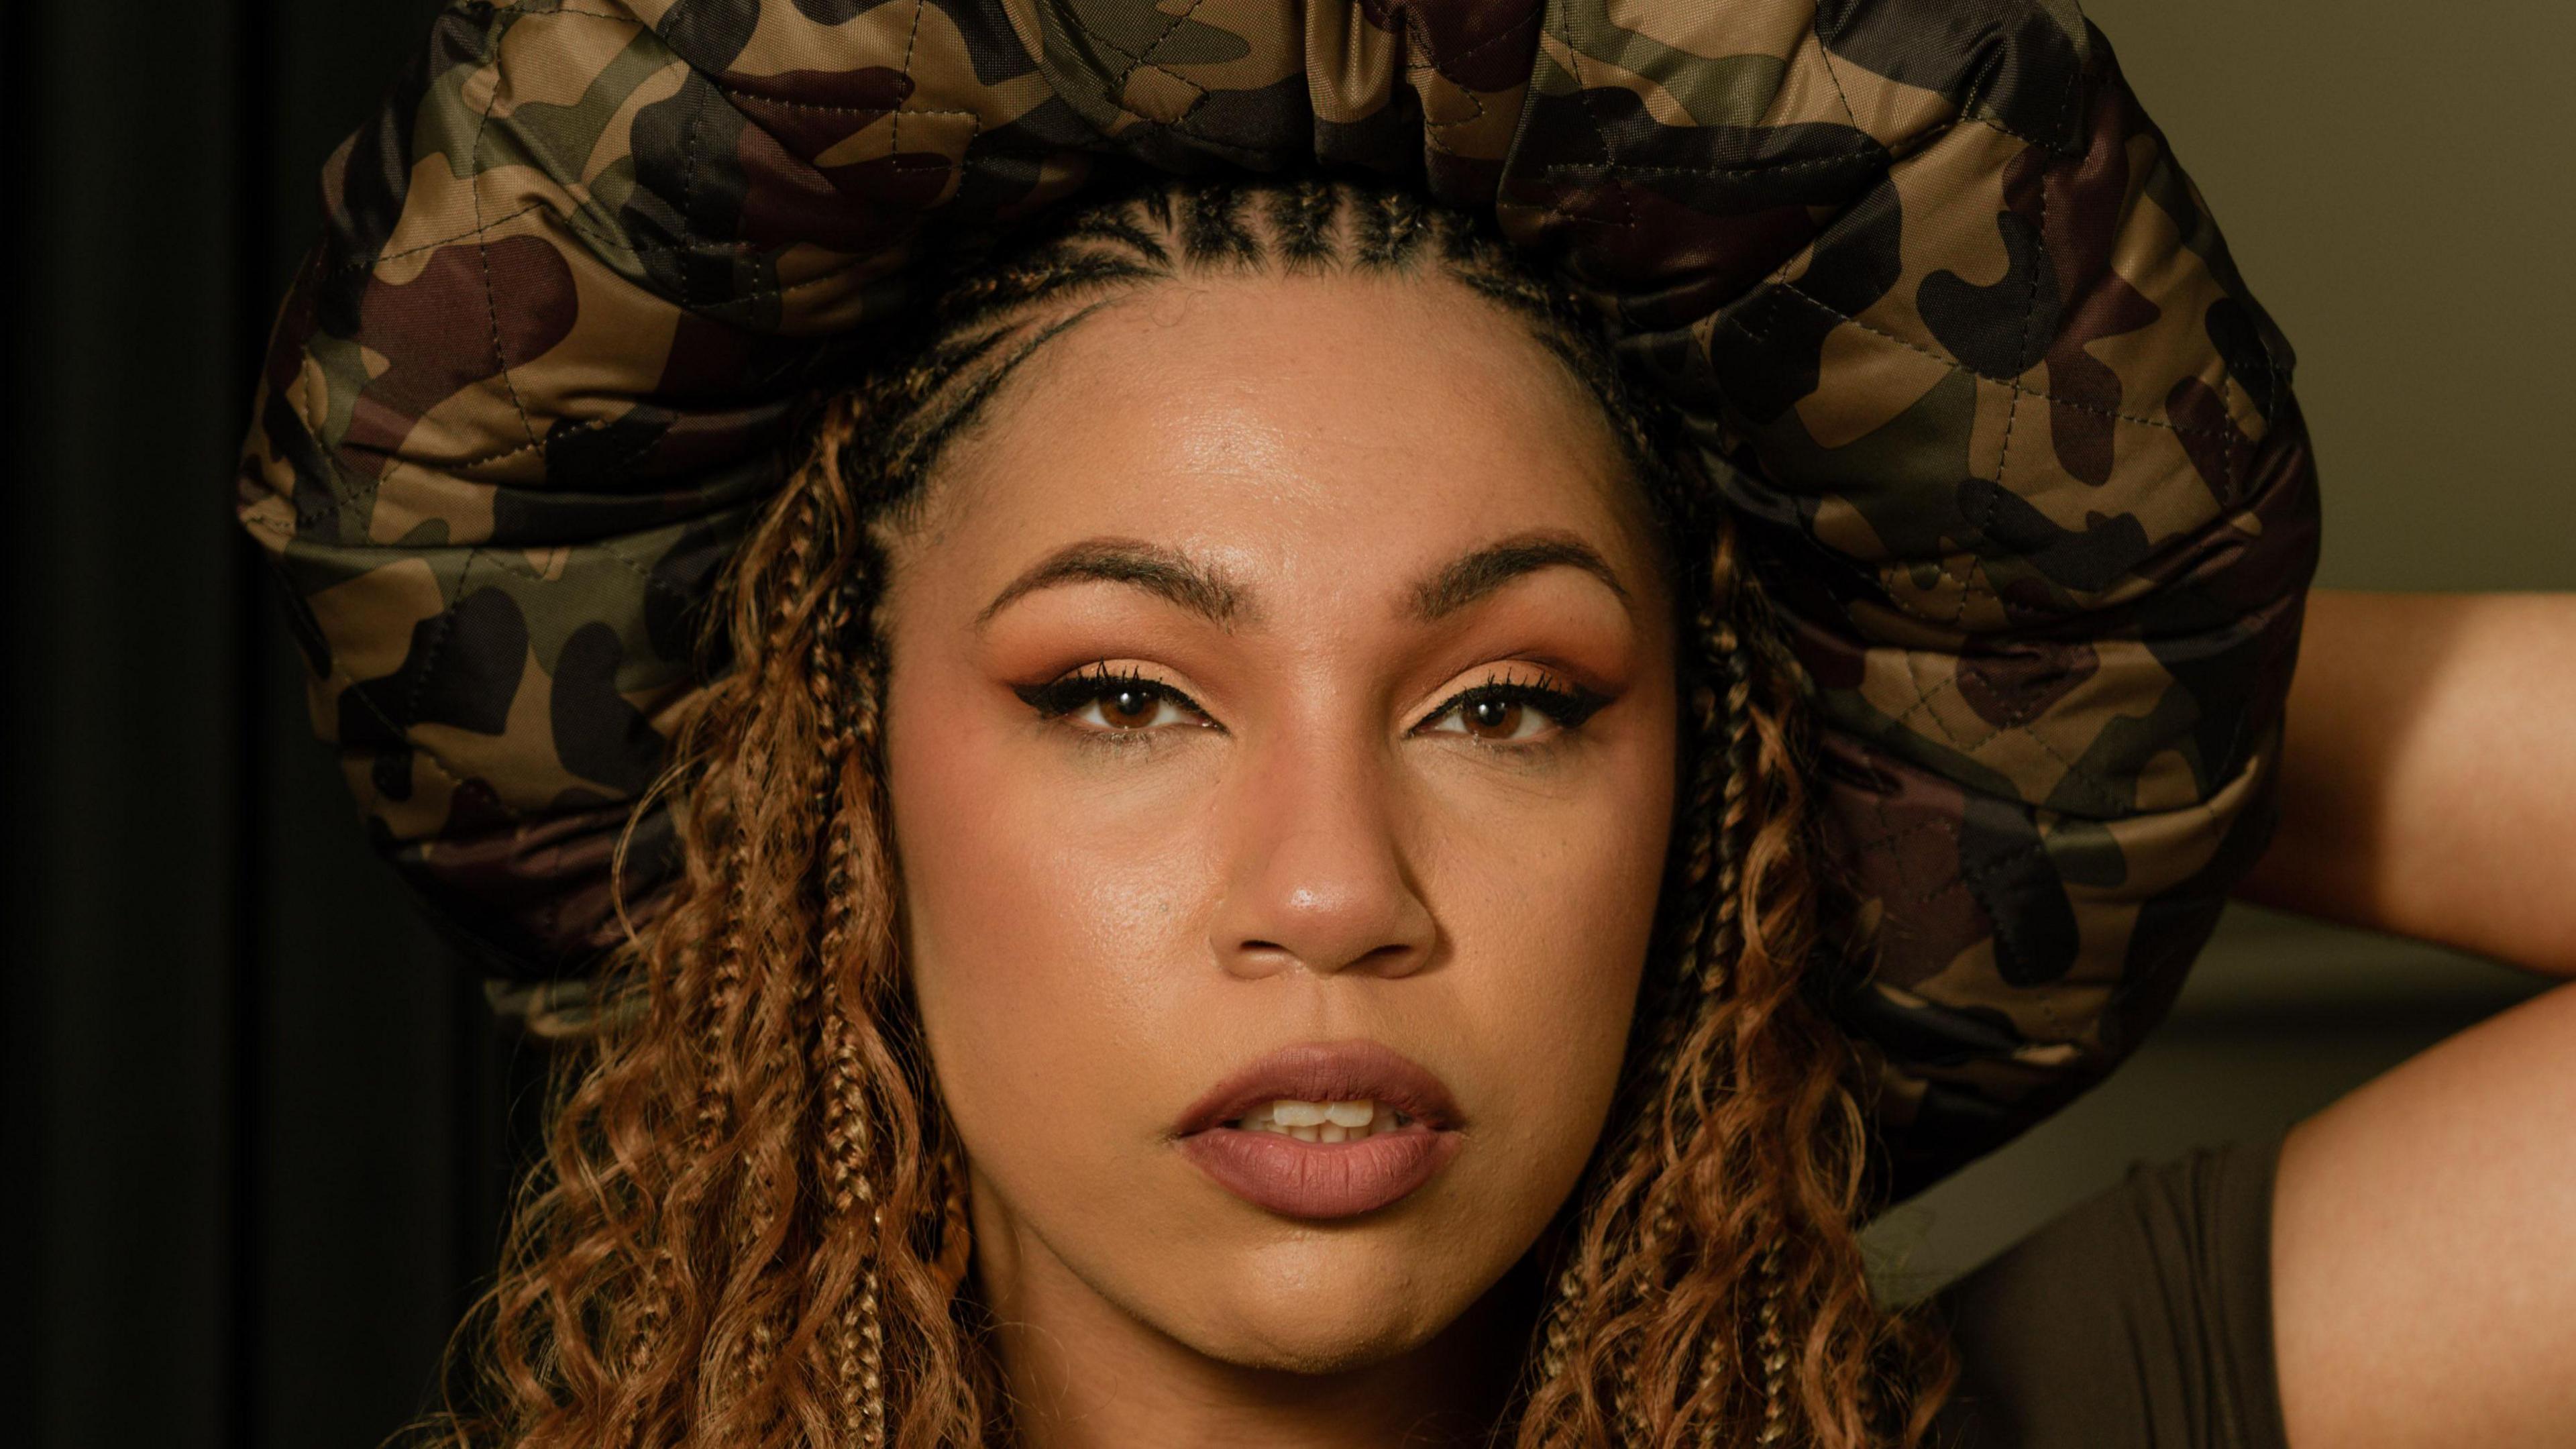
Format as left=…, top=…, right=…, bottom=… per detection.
left=1866, top=0, right=2571, bottom=1292
left=2092, top=0, right=2576, bottom=590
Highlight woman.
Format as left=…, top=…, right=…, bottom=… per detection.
left=234, top=3, right=2573, bottom=1445
left=482, top=176, right=1935, bottom=1444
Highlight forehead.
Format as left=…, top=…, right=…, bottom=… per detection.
left=904, top=271, right=1659, bottom=597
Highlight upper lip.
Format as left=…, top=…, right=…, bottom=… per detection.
left=1172, top=1040, right=1464, bottom=1137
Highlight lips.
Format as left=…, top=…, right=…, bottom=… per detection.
left=1171, top=1040, right=1466, bottom=1220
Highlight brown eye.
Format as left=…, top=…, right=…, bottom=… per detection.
left=1460, top=697, right=1526, bottom=741
left=1015, top=667, right=1214, bottom=737
left=1421, top=675, right=1609, bottom=746
left=1099, top=685, right=1163, bottom=729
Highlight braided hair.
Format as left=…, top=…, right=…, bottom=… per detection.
left=423, top=174, right=1950, bottom=1449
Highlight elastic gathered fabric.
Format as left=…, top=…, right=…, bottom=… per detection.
left=235, top=0, right=2318, bottom=1193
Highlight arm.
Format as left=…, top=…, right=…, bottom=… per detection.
left=2238, top=590, right=2576, bottom=975
left=2273, top=980, right=2576, bottom=1446
left=2263, top=595, right=2576, bottom=1438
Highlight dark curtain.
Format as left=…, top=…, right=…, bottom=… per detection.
left=2, top=5, right=549, bottom=1446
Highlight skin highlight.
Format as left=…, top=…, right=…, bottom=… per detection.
left=877, top=272, right=1679, bottom=1444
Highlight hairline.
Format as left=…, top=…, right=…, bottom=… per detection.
left=873, top=264, right=1680, bottom=593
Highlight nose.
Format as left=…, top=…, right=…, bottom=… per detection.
left=1207, top=731, right=1438, bottom=981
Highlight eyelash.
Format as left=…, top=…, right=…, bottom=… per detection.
left=1428, top=668, right=1611, bottom=743
left=1012, top=663, right=1609, bottom=749
left=1013, top=665, right=1200, bottom=743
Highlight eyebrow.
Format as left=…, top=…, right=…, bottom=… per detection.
left=975, top=528, right=1631, bottom=631
left=1407, top=530, right=1630, bottom=622
left=976, top=537, right=1250, bottom=629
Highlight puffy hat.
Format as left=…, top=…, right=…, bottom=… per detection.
left=237, top=0, right=2318, bottom=1196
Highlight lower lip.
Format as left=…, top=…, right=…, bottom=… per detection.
left=1175, top=1127, right=1463, bottom=1220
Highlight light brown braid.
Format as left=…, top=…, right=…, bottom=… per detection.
left=413, top=174, right=1951, bottom=1449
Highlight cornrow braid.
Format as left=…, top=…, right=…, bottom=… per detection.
left=808, top=541, right=889, bottom=1444
left=1177, top=180, right=1260, bottom=267
left=1753, top=1243, right=1793, bottom=1446
left=818, top=863, right=890, bottom=1440
left=1705, top=527, right=1760, bottom=987
left=1265, top=176, right=1339, bottom=268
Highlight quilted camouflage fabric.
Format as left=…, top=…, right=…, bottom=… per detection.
left=237, top=0, right=2319, bottom=1191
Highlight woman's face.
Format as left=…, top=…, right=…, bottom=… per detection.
left=879, top=268, right=1679, bottom=1376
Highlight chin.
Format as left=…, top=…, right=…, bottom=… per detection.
left=1180, top=1299, right=1438, bottom=1377
left=1159, top=1232, right=1481, bottom=1374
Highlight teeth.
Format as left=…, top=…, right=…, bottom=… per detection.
left=1230, top=1098, right=1405, bottom=1140
left=1323, top=1101, right=1375, bottom=1128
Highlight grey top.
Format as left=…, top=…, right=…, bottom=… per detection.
left=1931, top=1138, right=2290, bottom=1449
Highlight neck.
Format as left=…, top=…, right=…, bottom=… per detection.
left=975, top=1218, right=1542, bottom=1448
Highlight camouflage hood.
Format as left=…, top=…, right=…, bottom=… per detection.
left=236, top=0, right=2318, bottom=1194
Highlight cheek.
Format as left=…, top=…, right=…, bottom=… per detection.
left=1420, top=755, right=1673, bottom=1203
left=881, top=677, right=1225, bottom=1196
